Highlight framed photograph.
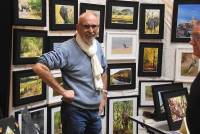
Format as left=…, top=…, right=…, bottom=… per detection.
left=13, top=70, right=46, bottom=107
left=15, top=106, right=47, bottom=134
left=138, top=42, right=163, bottom=76
left=47, top=72, right=63, bottom=104
left=139, top=80, right=173, bottom=107
left=49, top=0, right=78, bottom=30
left=161, top=88, right=188, bottom=130
left=175, top=47, right=200, bottom=82
left=13, top=0, right=46, bottom=26
left=80, top=3, right=105, bottom=43
left=139, top=4, right=165, bottom=39
left=48, top=104, right=61, bottom=134
left=106, top=32, right=138, bottom=60
left=107, top=96, right=137, bottom=134
left=152, top=83, right=183, bottom=120
left=0, top=116, right=20, bottom=134
left=48, top=36, right=73, bottom=51
left=107, top=63, right=136, bottom=90
left=13, top=29, right=47, bottom=65
left=106, top=0, right=138, bottom=29
left=171, top=0, right=200, bottom=42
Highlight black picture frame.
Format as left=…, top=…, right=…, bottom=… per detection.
left=152, top=83, right=183, bottom=121
left=106, top=0, right=139, bottom=29
left=13, top=0, right=46, bottom=26
left=13, top=29, right=47, bottom=65
left=49, top=0, right=78, bottom=30
left=139, top=4, right=165, bottom=39
left=171, top=0, right=200, bottom=42
left=161, top=88, right=188, bottom=130
left=80, top=3, right=105, bottom=43
left=138, top=42, right=163, bottom=77
left=48, top=36, right=73, bottom=51
left=0, top=116, right=20, bottom=134
left=13, top=70, right=46, bottom=107
left=107, top=63, right=136, bottom=90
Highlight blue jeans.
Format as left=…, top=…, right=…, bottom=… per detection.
left=61, top=102, right=102, bottom=134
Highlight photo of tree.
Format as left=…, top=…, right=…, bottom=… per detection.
left=54, top=111, right=61, bottom=134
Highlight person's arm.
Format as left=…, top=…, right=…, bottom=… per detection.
left=32, top=63, right=74, bottom=102
left=99, top=72, right=107, bottom=113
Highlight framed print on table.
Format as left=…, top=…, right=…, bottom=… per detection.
left=49, top=0, right=78, bottom=30
left=171, top=0, right=200, bottom=42
left=139, top=4, right=165, bottom=39
left=107, top=96, right=137, bottom=134
left=106, top=32, right=138, bottom=60
left=13, top=0, right=46, bottom=26
left=107, top=63, right=136, bottom=90
left=139, top=80, right=173, bottom=107
left=13, top=29, right=47, bottom=65
left=80, top=3, right=105, bottom=43
left=175, top=47, right=200, bottom=83
left=161, top=88, right=188, bottom=130
left=13, top=70, right=46, bottom=107
left=138, top=42, right=163, bottom=76
left=106, top=0, right=139, bottom=29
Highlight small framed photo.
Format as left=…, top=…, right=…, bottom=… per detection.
left=13, top=29, right=47, bottom=65
left=106, top=32, right=138, bottom=60
left=161, top=88, right=188, bottom=130
left=138, top=42, right=163, bottom=77
left=152, top=83, right=183, bottom=120
left=107, top=63, right=136, bottom=90
left=171, top=0, right=200, bottom=42
left=48, top=104, right=62, bottom=134
left=139, top=80, right=173, bottom=107
left=13, top=0, right=46, bottom=26
left=106, top=0, right=139, bottom=29
left=107, top=96, right=137, bottom=134
left=139, top=4, right=165, bottom=39
left=175, top=47, right=200, bottom=83
left=0, top=116, right=20, bottom=134
left=48, top=36, right=73, bottom=51
left=13, top=70, right=46, bottom=107
left=49, top=0, right=78, bottom=30
left=80, top=3, right=105, bottom=43
left=15, top=106, right=47, bottom=134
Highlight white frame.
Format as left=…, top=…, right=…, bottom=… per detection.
left=175, top=47, right=200, bottom=83
left=51, top=106, right=61, bottom=134
left=106, top=31, right=138, bottom=60
left=107, top=96, right=137, bottom=134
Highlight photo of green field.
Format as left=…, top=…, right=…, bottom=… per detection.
left=18, top=0, right=42, bottom=20
left=54, top=111, right=62, bottom=134
left=112, top=6, right=133, bottom=24
left=143, top=48, right=158, bottom=72
left=19, top=76, right=42, bottom=99
left=111, top=37, right=132, bottom=54
left=20, top=36, right=43, bottom=58
left=181, top=53, right=198, bottom=76
left=145, top=85, right=153, bottom=101
left=55, top=4, right=74, bottom=24
left=144, top=9, right=160, bottom=34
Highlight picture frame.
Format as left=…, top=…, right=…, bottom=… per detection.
left=171, top=0, right=200, bottom=42
left=161, top=88, right=188, bottom=130
left=80, top=3, right=105, bottom=43
left=106, top=0, right=139, bottom=29
left=48, top=104, right=61, bottom=134
left=106, top=31, right=138, bottom=60
left=15, top=106, right=47, bottom=134
left=107, top=96, right=137, bottom=134
left=152, top=83, right=183, bottom=120
left=13, top=0, right=46, bottom=26
left=139, top=80, right=173, bottom=107
left=48, top=36, right=73, bottom=51
left=13, top=29, right=47, bottom=65
left=0, top=116, right=20, bottom=134
left=175, top=47, right=200, bottom=83
left=49, top=0, right=78, bottom=30
left=139, top=4, right=165, bottom=39
left=107, top=63, right=136, bottom=90
left=13, top=69, right=46, bottom=107
left=138, top=42, right=163, bottom=76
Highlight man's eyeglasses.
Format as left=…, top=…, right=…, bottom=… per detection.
left=80, top=24, right=99, bottom=29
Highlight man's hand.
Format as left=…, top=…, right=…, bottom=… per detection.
left=99, top=93, right=107, bottom=114
left=62, top=90, right=75, bottom=103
